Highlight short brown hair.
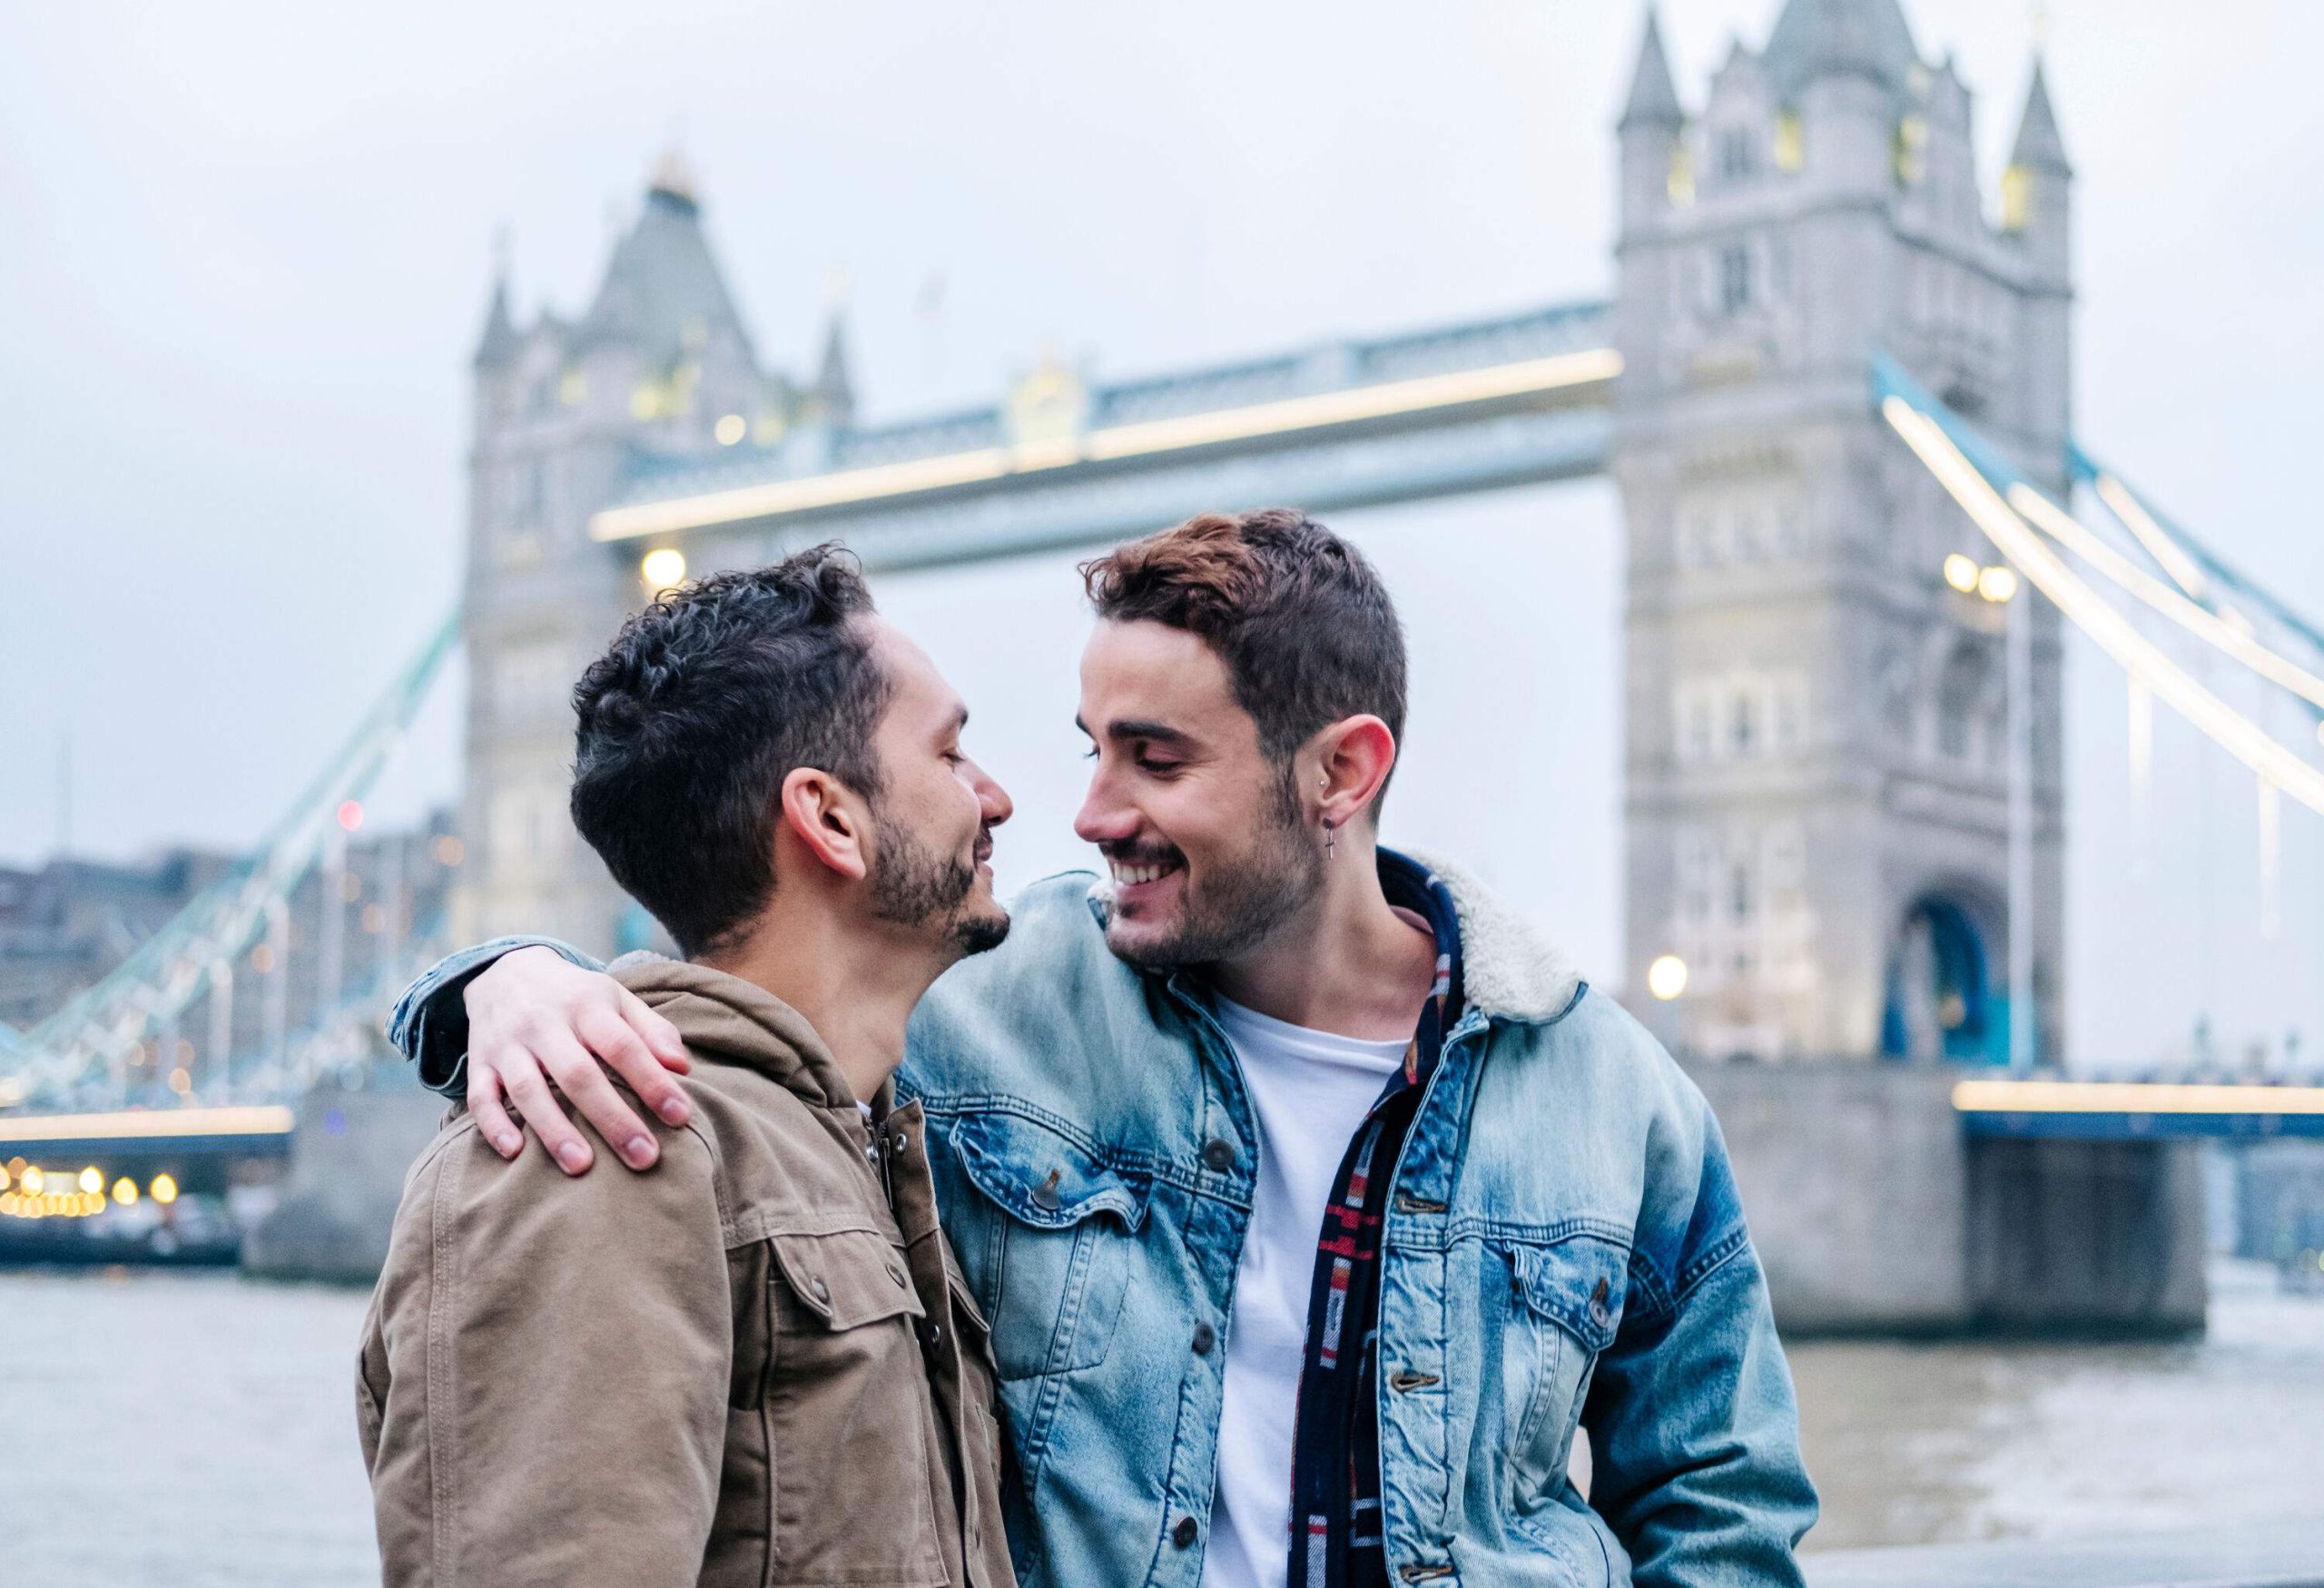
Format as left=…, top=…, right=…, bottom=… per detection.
left=1080, top=508, right=1407, bottom=812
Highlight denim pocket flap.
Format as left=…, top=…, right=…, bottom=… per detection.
left=768, top=1228, right=927, bottom=1331
left=1511, top=1236, right=1628, bottom=1353
left=951, top=1112, right=1150, bottom=1234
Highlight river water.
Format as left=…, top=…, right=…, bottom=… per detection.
left=5, top=1260, right=2322, bottom=1585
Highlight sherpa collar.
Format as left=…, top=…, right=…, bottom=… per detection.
left=1405, top=850, right=1585, bottom=1025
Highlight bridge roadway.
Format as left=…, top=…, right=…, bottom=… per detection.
left=586, top=299, right=1620, bottom=574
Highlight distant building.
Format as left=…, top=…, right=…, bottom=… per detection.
left=460, top=155, right=847, bottom=953
left=0, top=852, right=237, bottom=1033
left=1612, top=0, right=2072, bottom=1060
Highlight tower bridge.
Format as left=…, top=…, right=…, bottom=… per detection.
left=6, top=0, right=2323, bottom=1325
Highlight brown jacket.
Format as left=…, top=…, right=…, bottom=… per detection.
left=359, top=958, right=1016, bottom=1588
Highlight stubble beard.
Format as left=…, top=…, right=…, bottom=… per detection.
left=1105, top=764, right=1322, bottom=972
left=871, top=815, right=1010, bottom=957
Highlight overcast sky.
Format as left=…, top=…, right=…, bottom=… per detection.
left=2, top=1, right=2319, bottom=1064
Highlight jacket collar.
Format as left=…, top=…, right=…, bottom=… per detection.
left=614, top=956, right=863, bottom=1110
left=1404, top=850, right=1585, bottom=1025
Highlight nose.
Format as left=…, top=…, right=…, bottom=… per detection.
left=969, top=762, right=1013, bottom=828
left=1073, top=760, right=1139, bottom=847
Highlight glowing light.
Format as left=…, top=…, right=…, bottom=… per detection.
left=434, top=834, right=466, bottom=866
left=1646, top=955, right=1689, bottom=1001
left=250, top=942, right=275, bottom=973
left=1977, top=565, right=2019, bottom=604
left=557, top=369, right=587, bottom=407
left=169, top=1068, right=192, bottom=1096
left=112, top=1178, right=138, bottom=1206
left=1773, top=110, right=1805, bottom=173
left=1954, top=1079, right=2324, bottom=1118
left=1667, top=146, right=1696, bottom=206
left=1999, top=164, right=2035, bottom=232
left=714, top=413, right=747, bottom=446
left=150, top=1174, right=179, bottom=1206
left=2094, top=473, right=2211, bottom=602
left=361, top=903, right=387, bottom=934
left=640, top=547, right=688, bottom=594
left=0, top=1105, right=295, bottom=1146
left=2007, top=484, right=2324, bottom=710
left=590, top=350, right=1623, bottom=543
left=20, top=1166, right=43, bottom=1195
left=336, top=799, right=363, bottom=833
left=1943, top=553, right=1980, bottom=593
left=77, top=1167, right=102, bottom=1194
left=1882, top=397, right=2324, bottom=818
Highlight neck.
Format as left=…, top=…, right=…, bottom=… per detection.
left=706, top=904, right=948, bottom=1106
left=1205, top=834, right=1436, bottom=1042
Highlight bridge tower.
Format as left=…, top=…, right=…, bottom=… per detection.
left=1612, top=1, right=2073, bottom=1062
left=459, top=157, right=832, bottom=954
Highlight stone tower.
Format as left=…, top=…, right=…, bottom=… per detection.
left=458, top=159, right=831, bottom=955
left=1612, top=1, right=2073, bottom=1061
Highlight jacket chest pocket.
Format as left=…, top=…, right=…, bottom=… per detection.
left=1497, top=1235, right=1629, bottom=1506
left=950, top=1111, right=1150, bottom=1381
left=762, top=1228, right=948, bottom=1588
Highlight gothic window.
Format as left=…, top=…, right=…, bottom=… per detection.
left=1685, top=690, right=1714, bottom=763
left=1718, top=127, right=1758, bottom=182
left=1936, top=643, right=1988, bottom=762
left=1718, top=245, right=1754, bottom=316
left=525, top=460, right=547, bottom=527
left=1774, top=679, right=1804, bottom=751
left=1733, top=506, right=1762, bottom=560
left=1731, top=689, right=1757, bottom=756
left=1731, top=863, right=1754, bottom=922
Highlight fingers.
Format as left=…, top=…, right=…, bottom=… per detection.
left=532, top=1021, right=662, bottom=1172
left=499, top=1054, right=598, bottom=1176
left=621, top=989, right=691, bottom=1075
left=595, top=996, right=693, bottom=1127
left=467, top=1062, right=525, bottom=1159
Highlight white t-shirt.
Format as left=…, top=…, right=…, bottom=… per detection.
left=1203, top=995, right=1411, bottom=1588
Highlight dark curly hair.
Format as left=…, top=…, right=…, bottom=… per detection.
left=569, top=544, right=891, bottom=957
left=1080, top=508, right=1407, bottom=814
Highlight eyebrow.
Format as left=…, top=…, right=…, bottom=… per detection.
left=1074, top=715, right=1194, bottom=747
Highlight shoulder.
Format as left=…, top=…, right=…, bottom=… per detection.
left=906, top=869, right=1151, bottom=1095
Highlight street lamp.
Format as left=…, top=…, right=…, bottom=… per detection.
left=1647, top=954, right=1689, bottom=1001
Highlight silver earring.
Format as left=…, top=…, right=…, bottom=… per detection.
left=1320, top=773, right=1335, bottom=858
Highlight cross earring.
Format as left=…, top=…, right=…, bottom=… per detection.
left=1321, top=772, right=1335, bottom=858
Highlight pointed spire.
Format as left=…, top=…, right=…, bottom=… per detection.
left=813, top=309, right=855, bottom=422
left=472, top=242, right=520, bottom=370
left=1620, top=9, right=1685, bottom=131
left=575, top=159, right=756, bottom=366
left=2010, top=59, right=2072, bottom=175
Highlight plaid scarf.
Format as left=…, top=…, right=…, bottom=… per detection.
left=1284, top=848, right=1465, bottom=1588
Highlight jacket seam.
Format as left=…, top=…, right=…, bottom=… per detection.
left=920, top=1093, right=1253, bottom=1211
left=1671, top=1224, right=1754, bottom=1307
left=425, top=1129, right=471, bottom=1584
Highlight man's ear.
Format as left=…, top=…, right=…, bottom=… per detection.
left=776, top=766, right=870, bottom=882
left=1310, top=715, right=1397, bottom=831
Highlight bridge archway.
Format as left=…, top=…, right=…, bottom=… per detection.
left=1882, top=889, right=2006, bottom=1064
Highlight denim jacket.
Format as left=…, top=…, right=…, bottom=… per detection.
left=391, top=854, right=1816, bottom=1587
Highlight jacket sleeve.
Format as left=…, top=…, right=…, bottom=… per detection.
left=386, top=935, right=603, bottom=1095
left=366, top=1116, right=732, bottom=1587
left=1581, top=1113, right=1818, bottom=1587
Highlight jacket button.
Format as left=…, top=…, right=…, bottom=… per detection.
left=1201, top=1139, right=1236, bottom=1172
left=1172, top=1515, right=1199, bottom=1549
left=1191, top=1322, right=1216, bottom=1356
left=1031, top=1169, right=1062, bottom=1210
left=888, top=1264, right=909, bottom=1287
left=810, top=1277, right=830, bottom=1302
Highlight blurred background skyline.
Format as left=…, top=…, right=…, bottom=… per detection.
left=3, top=0, right=2319, bottom=1067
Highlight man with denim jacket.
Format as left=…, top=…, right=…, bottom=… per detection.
left=393, top=510, right=1817, bottom=1586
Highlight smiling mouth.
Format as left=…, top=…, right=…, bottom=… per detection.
left=1108, top=856, right=1184, bottom=888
